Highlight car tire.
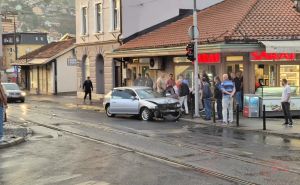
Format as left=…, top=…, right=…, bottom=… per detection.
left=21, top=99, right=25, bottom=103
left=140, top=108, right=153, bottom=121
left=105, top=104, right=115, bottom=117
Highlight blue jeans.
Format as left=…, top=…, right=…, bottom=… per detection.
left=204, top=98, right=212, bottom=120
left=0, top=106, right=3, bottom=139
left=216, top=99, right=223, bottom=120
left=235, top=91, right=243, bottom=111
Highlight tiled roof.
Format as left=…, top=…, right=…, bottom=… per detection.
left=119, top=0, right=300, bottom=51
left=18, top=39, right=76, bottom=60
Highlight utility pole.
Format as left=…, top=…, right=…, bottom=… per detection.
left=193, top=0, right=200, bottom=118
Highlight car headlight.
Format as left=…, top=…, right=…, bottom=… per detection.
left=176, top=103, right=181, bottom=107
left=21, top=92, right=26, bottom=96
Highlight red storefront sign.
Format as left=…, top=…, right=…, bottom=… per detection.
left=198, top=53, right=221, bottom=63
left=250, top=51, right=296, bottom=61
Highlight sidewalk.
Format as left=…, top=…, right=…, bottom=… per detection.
left=28, top=95, right=104, bottom=111
left=0, top=122, right=29, bottom=149
left=27, top=95, right=300, bottom=139
left=181, top=114, right=300, bottom=139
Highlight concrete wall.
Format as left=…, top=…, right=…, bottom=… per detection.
left=56, top=50, right=77, bottom=93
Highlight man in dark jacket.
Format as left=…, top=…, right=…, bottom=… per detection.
left=179, top=80, right=190, bottom=115
left=202, top=77, right=212, bottom=120
left=83, top=76, right=93, bottom=104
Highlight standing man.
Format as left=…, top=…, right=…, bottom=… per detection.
left=178, top=80, right=190, bottom=115
left=0, top=82, right=8, bottom=142
left=214, top=76, right=223, bottom=121
left=234, top=71, right=243, bottom=112
left=221, top=74, right=236, bottom=125
left=166, top=73, right=176, bottom=89
left=202, top=77, right=212, bottom=120
left=144, top=73, right=153, bottom=89
left=156, top=73, right=166, bottom=95
left=83, top=76, right=93, bottom=104
left=281, top=79, right=293, bottom=127
left=134, top=73, right=144, bottom=86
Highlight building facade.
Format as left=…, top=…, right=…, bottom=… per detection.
left=109, top=0, right=300, bottom=96
left=75, top=0, right=222, bottom=100
left=2, top=32, right=48, bottom=82
left=16, top=39, right=77, bottom=95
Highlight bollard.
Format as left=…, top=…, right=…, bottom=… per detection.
left=236, top=104, right=239, bottom=127
left=263, top=105, right=266, bottom=130
left=212, top=100, right=216, bottom=123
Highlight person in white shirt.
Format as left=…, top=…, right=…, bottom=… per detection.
left=281, top=79, right=293, bottom=126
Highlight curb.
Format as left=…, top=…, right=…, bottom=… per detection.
left=181, top=118, right=300, bottom=139
left=0, top=137, right=26, bottom=149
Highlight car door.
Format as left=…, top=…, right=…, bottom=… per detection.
left=110, top=89, right=137, bottom=114
left=124, top=89, right=139, bottom=114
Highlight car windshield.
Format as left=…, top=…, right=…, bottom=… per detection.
left=2, top=84, right=20, bottom=91
left=136, top=89, right=163, bottom=99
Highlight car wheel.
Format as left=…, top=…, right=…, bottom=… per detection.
left=21, top=99, right=25, bottom=103
left=140, top=108, right=152, bottom=121
left=105, top=104, right=115, bottom=117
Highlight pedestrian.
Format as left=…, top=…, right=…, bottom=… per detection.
left=156, top=73, right=166, bottom=95
left=221, top=74, right=236, bottom=125
left=202, top=70, right=210, bottom=85
left=281, top=79, right=293, bottom=127
left=134, top=73, right=144, bottom=86
left=178, top=79, right=190, bottom=115
left=144, top=73, right=153, bottom=89
left=214, top=76, right=223, bottom=120
left=83, top=76, right=93, bottom=104
left=234, top=71, right=243, bottom=111
left=166, top=73, right=176, bottom=88
left=0, top=82, right=8, bottom=142
left=202, top=77, right=212, bottom=120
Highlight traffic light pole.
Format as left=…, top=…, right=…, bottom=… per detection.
left=193, top=0, right=200, bottom=118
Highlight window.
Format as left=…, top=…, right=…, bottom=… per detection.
left=81, top=7, right=88, bottom=35
left=41, top=37, right=44, bottom=41
left=111, top=0, right=120, bottom=31
left=112, top=90, right=131, bottom=99
left=95, top=3, right=103, bottom=33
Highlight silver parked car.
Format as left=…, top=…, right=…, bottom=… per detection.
left=103, top=86, right=181, bottom=121
left=2, top=83, right=26, bottom=103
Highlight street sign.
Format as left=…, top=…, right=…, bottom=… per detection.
left=188, top=26, right=199, bottom=40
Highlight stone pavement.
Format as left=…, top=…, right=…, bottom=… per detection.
left=0, top=122, right=29, bottom=149
left=27, top=95, right=300, bottom=139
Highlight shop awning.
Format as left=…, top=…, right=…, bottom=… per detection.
left=260, top=41, right=300, bottom=53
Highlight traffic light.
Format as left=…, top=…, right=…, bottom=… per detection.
left=186, top=43, right=195, bottom=61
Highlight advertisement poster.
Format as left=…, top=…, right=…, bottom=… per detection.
left=263, top=98, right=300, bottom=111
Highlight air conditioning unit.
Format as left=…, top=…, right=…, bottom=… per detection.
left=149, top=57, right=163, bottom=70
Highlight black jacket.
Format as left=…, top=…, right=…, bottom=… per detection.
left=214, top=82, right=222, bottom=99
left=83, top=80, right=93, bottom=92
left=179, top=83, right=190, bottom=97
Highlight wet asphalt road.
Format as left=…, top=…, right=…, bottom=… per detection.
left=0, top=126, right=232, bottom=185
left=2, top=97, right=300, bottom=185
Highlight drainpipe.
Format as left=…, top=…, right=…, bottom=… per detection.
left=117, top=0, right=123, bottom=87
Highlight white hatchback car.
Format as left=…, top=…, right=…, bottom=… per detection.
left=2, top=83, right=26, bottom=103
left=103, top=87, right=181, bottom=121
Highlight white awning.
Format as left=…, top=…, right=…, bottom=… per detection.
left=260, top=41, right=300, bottom=53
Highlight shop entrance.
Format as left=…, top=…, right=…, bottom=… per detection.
left=226, top=64, right=243, bottom=74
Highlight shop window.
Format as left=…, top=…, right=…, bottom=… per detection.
left=255, top=64, right=277, bottom=87
left=280, top=65, right=300, bottom=87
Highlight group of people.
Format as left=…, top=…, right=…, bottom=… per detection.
left=138, top=71, right=244, bottom=124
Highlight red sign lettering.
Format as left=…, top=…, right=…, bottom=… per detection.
left=197, top=53, right=221, bottom=63
left=251, top=51, right=296, bottom=61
